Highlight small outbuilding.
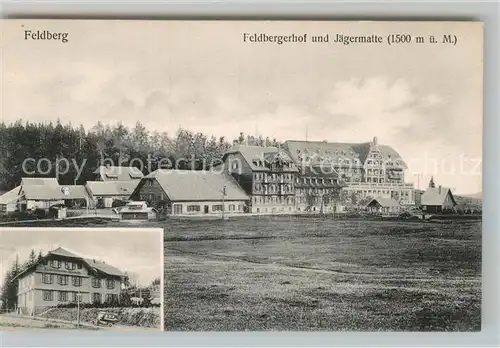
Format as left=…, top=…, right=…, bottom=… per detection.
left=119, top=201, right=157, bottom=220
left=0, top=187, right=22, bottom=213
left=366, top=196, right=401, bottom=215
left=420, top=185, right=457, bottom=214
left=85, top=181, right=138, bottom=208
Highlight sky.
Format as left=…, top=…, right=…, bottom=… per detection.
left=0, top=228, right=162, bottom=288
left=1, top=20, right=483, bottom=194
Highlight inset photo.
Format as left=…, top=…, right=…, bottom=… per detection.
left=0, top=227, right=163, bottom=331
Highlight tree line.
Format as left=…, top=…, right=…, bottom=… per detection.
left=0, top=120, right=281, bottom=191
left=1, top=249, right=43, bottom=311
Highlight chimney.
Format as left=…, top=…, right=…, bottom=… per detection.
left=373, top=136, right=378, bottom=146
left=93, top=259, right=96, bottom=263
left=439, top=185, right=442, bottom=194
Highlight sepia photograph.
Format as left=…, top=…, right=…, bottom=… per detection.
left=0, top=20, right=483, bottom=331
left=0, top=227, right=163, bottom=331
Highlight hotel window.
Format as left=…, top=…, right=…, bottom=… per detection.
left=58, top=275, right=69, bottom=286
left=42, top=274, right=53, bottom=284
left=72, top=292, right=79, bottom=302
left=72, top=276, right=82, bottom=287
left=92, top=278, right=102, bottom=288
left=42, top=290, right=53, bottom=301
left=51, top=260, right=61, bottom=269
left=65, top=261, right=76, bottom=270
left=77, top=263, right=82, bottom=269
left=93, top=293, right=102, bottom=304
left=187, top=205, right=201, bottom=212
left=59, top=291, right=68, bottom=302
left=106, top=279, right=115, bottom=290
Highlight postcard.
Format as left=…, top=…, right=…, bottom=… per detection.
left=0, top=20, right=483, bottom=331
left=0, top=227, right=163, bottom=331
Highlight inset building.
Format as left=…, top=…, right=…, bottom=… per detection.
left=13, top=247, right=127, bottom=316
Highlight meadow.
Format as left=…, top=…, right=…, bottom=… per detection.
left=161, top=216, right=481, bottom=331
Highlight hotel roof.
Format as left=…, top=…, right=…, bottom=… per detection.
left=142, top=169, right=249, bottom=202
left=283, top=140, right=407, bottom=168
left=223, top=145, right=299, bottom=172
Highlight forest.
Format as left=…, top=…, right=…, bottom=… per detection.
left=0, top=120, right=281, bottom=191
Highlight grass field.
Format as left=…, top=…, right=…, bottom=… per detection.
left=162, top=216, right=481, bottom=331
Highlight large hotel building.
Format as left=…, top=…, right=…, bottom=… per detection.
left=283, top=136, right=415, bottom=207
left=221, top=136, right=415, bottom=213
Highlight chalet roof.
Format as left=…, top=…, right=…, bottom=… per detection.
left=84, top=258, right=127, bottom=277
left=223, top=145, right=298, bottom=172
left=85, top=180, right=138, bottom=197
left=12, top=247, right=126, bottom=281
left=21, top=184, right=89, bottom=201
left=367, top=196, right=401, bottom=208
left=143, top=169, right=249, bottom=202
left=283, top=140, right=406, bottom=168
left=421, top=186, right=457, bottom=206
left=48, top=247, right=81, bottom=258
left=21, top=177, right=60, bottom=188
left=94, top=166, right=144, bottom=181
left=0, top=186, right=22, bottom=205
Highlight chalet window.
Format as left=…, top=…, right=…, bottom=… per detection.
left=65, top=261, right=76, bottom=270
left=42, top=290, right=53, bottom=301
left=106, top=279, right=115, bottom=289
left=51, top=260, right=60, bottom=269
left=77, top=263, right=82, bottom=269
left=93, top=293, right=102, bottom=304
left=58, top=291, right=68, bottom=302
left=91, top=278, right=101, bottom=288
left=72, top=276, right=82, bottom=287
left=58, top=275, right=69, bottom=286
left=42, top=274, right=53, bottom=284
left=72, top=292, right=79, bottom=302
left=187, top=205, right=201, bottom=212
left=173, top=204, right=183, bottom=214
left=212, top=205, right=223, bottom=212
